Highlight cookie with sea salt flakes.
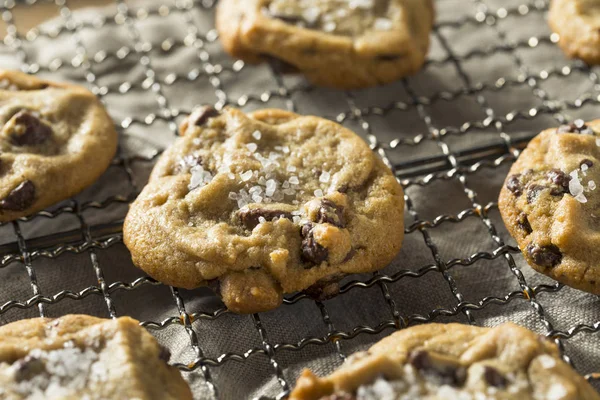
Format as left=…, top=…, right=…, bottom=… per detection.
left=0, top=70, right=117, bottom=222
left=216, top=0, right=435, bottom=89
left=289, top=322, right=600, bottom=400
left=499, top=119, right=600, bottom=294
left=123, top=107, right=404, bottom=314
left=549, top=0, right=600, bottom=65
left=0, top=315, right=192, bottom=400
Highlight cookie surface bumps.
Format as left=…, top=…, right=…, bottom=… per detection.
left=123, top=107, right=404, bottom=313
left=499, top=119, right=600, bottom=294
left=0, top=70, right=117, bottom=222
left=216, top=0, right=434, bottom=88
left=289, top=323, right=600, bottom=400
left=549, top=0, right=600, bottom=64
left=0, top=315, right=192, bottom=400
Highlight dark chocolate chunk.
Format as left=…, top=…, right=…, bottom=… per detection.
left=581, top=159, right=594, bottom=168
left=483, top=366, right=507, bottom=388
left=316, top=199, right=345, bottom=228
left=8, top=111, right=52, bottom=146
left=13, top=355, right=46, bottom=381
left=409, top=350, right=466, bottom=386
left=377, top=54, right=404, bottom=61
left=506, top=174, right=522, bottom=196
left=207, top=279, right=221, bottom=296
left=158, top=344, right=171, bottom=363
left=304, top=274, right=343, bottom=300
left=301, top=223, right=328, bottom=266
left=527, top=243, right=562, bottom=268
left=238, top=208, right=292, bottom=230
left=547, top=169, right=570, bottom=196
left=0, top=180, right=35, bottom=211
left=517, top=212, right=532, bottom=234
left=556, top=120, right=595, bottom=135
left=526, top=184, right=545, bottom=204
left=270, top=13, right=303, bottom=24
left=189, top=106, right=219, bottom=127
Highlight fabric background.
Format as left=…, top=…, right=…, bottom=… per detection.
left=0, top=1, right=599, bottom=399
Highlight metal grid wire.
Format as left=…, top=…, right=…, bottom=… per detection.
left=1, top=0, right=600, bottom=398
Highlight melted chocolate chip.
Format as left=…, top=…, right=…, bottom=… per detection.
left=270, top=13, right=303, bottom=24
left=483, top=366, right=507, bottom=388
left=316, top=199, right=345, bottom=228
left=581, top=159, right=594, bottom=168
left=207, top=279, right=221, bottom=296
left=337, top=184, right=349, bottom=193
left=409, top=350, right=466, bottom=386
left=0, top=180, right=35, bottom=211
left=8, top=111, right=52, bottom=146
left=301, top=223, right=328, bottom=266
left=506, top=174, right=522, bottom=196
left=304, top=274, right=343, bottom=300
left=189, top=106, right=219, bottom=127
left=527, top=243, right=562, bottom=268
left=526, top=184, right=545, bottom=203
left=547, top=169, right=570, bottom=196
left=13, top=355, right=46, bottom=381
left=377, top=54, right=403, bottom=61
left=158, top=344, right=171, bottom=362
left=239, top=208, right=292, bottom=230
left=556, top=120, right=595, bottom=135
left=517, top=212, right=532, bottom=234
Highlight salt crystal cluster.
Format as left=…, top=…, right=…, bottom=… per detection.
left=569, top=170, right=587, bottom=203
left=188, top=165, right=213, bottom=191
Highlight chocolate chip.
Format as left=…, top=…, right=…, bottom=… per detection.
left=337, top=184, right=349, bottom=193
left=556, top=120, right=595, bottom=135
left=270, top=13, right=303, bottom=24
left=547, top=169, right=570, bottom=196
left=8, top=111, right=52, bottom=146
left=158, top=344, right=171, bottom=362
left=527, top=243, right=562, bottom=268
left=316, top=199, right=345, bottom=228
left=526, top=184, right=545, bottom=203
left=377, top=54, right=403, bottom=61
left=517, top=212, right=532, bottom=234
left=304, top=274, right=343, bottom=300
left=506, top=174, right=522, bottom=196
left=238, top=208, right=292, bottom=230
left=207, top=279, right=221, bottom=296
left=581, top=159, right=594, bottom=168
left=409, top=350, right=466, bottom=386
left=0, top=180, right=35, bottom=211
left=301, top=223, right=328, bottom=266
left=483, top=366, right=507, bottom=388
left=343, top=248, right=356, bottom=262
left=189, top=106, right=219, bottom=127
left=13, top=355, right=46, bottom=381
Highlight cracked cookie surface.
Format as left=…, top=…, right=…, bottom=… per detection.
left=549, top=0, right=600, bottom=64
left=499, top=119, right=600, bottom=294
left=0, top=70, right=117, bottom=222
left=289, top=323, right=600, bottom=400
left=0, top=315, right=192, bottom=400
left=216, top=0, right=434, bottom=88
left=123, top=107, right=404, bottom=313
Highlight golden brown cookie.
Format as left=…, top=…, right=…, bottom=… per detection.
left=549, top=0, right=600, bottom=64
left=216, top=0, right=435, bottom=89
left=0, top=70, right=117, bottom=222
left=499, top=119, right=600, bottom=295
left=123, top=107, right=404, bottom=313
left=290, top=323, right=600, bottom=400
left=0, top=315, right=192, bottom=400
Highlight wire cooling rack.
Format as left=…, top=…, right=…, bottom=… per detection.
left=1, top=0, right=600, bottom=398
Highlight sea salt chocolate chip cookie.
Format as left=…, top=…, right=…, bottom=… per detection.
left=549, top=0, right=600, bottom=64
left=123, top=107, right=404, bottom=313
left=290, top=322, right=600, bottom=400
left=499, top=119, right=600, bottom=294
left=216, top=0, right=434, bottom=89
left=0, top=70, right=117, bottom=222
left=0, top=315, right=192, bottom=400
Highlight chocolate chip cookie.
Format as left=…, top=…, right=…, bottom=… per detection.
left=290, top=322, right=600, bottom=400
left=0, top=315, right=192, bottom=399
left=499, top=119, right=600, bottom=294
left=216, top=0, right=435, bottom=89
left=549, top=0, right=600, bottom=64
left=0, top=70, right=117, bottom=222
left=123, top=107, right=404, bottom=313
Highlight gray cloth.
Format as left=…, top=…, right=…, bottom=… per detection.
left=0, top=1, right=599, bottom=399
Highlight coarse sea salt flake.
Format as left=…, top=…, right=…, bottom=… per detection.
left=258, top=216, right=267, bottom=224
left=582, top=164, right=589, bottom=172
left=575, top=193, right=588, bottom=203
left=590, top=180, right=597, bottom=190
left=241, top=170, right=253, bottom=181
left=319, top=171, right=331, bottom=183
left=293, top=216, right=301, bottom=224
left=323, top=21, right=336, bottom=32
left=228, top=192, right=238, bottom=200
left=287, top=165, right=296, bottom=172
left=596, top=138, right=600, bottom=147
left=289, top=176, right=299, bottom=185
left=374, top=18, right=393, bottom=31
left=302, top=7, right=320, bottom=24
left=252, top=130, right=262, bottom=140
left=246, top=143, right=258, bottom=153
left=252, top=194, right=263, bottom=203
left=538, top=355, right=556, bottom=369
left=314, top=189, right=324, bottom=197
